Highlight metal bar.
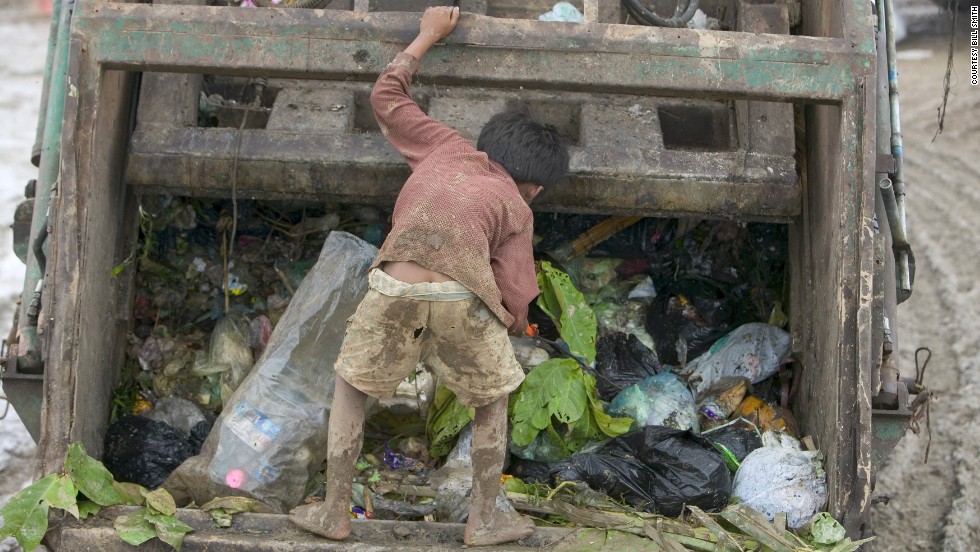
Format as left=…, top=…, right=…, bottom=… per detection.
left=883, top=0, right=912, bottom=300
left=71, top=3, right=856, bottom=102
left=15, top=0, right=74, bottom=374
left=32, top=0, right=63, bottom=167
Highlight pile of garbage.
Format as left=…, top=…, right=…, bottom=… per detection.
left=102, top=204, right=867, bottom=550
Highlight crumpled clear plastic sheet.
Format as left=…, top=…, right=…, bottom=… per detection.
left=732, top=431, right=827, bottom=529
left=608, top=373, right=699, bottom=433
left=164, top=232, right=377, bottom=512
left=208, top=315, right=254, bottom=407
left=683, top=323, right=792, bottom=398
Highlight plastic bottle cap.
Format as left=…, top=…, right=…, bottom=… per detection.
left=226, top=468, right=246, bottom=489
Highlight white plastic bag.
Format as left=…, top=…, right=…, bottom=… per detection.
left=732, top=431, right=827, bottom=529
left=684, top=323, right=792, bottom=397
left=538, top=1, right=584, bottom=22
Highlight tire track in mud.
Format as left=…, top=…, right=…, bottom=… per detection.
left=870, top=37, right=980, bottom=552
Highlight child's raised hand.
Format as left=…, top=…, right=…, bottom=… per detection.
left=419, top=6, right=460, bottom=42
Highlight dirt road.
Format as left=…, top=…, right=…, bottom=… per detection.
left=0, top=4, right=976, bottom=552
left=870, top=28, right=980, bottom=552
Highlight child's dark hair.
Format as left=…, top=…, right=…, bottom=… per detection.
left=477, top=111, right=569, bottom=188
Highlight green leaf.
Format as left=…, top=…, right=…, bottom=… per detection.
left=146, top=511, right=194, bottom=550
left=425, top=385, right=475, bottom=457
left=42, top=474, right=79, bottom=519
left=510, top=417, right=541, bottom=448
left=0, top=474, right=57, bottom=551
left=511, top=359, right=580, bottom=446
left=503, top=477, right=529, bottom=495
left=530, top=404, right=553, bottom=430
left=142, top=487, right=177, bottom=516
left=112, top=481, right=147, bottom=506
left=199, top=496, right=258, bottom=514
left=64, top=442, right=123, bottom=506
left=511, top=360, right=630, bottom=452
left=113, top=508, right=156, bottom=547
left=712, top=442, right=741, bottom=473
left=803, top=512, right=847, bottom=545
left=77, top=500, right=102, bottom=519
left=583, top=372, right=632, bottom=439
left=209, top=508, right=233, bottom=528
left=536, top=262, right=598, bottom=365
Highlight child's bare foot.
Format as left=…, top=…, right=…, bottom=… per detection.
left=288, top=501, right=351, bottom=540
left=463, top=510, right=535, bottom=546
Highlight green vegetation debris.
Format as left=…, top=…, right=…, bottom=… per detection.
left=0, top=442, right=193, bottom=551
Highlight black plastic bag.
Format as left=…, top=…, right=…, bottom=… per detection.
left=704, top=424, right=763, bottom=462
left=103, top=415, right=198, bottom=489
left=551, top=426, right=731, bottom=516
left=645, top=279, right=736, bottom=366
left=594, top=332, right=661, bottom=401
left=188, top=420, right=213, bottom=453
left=506, top=458, right=552, bottom=485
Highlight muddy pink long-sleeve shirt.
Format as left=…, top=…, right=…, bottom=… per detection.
left=368, top=52, right=539, bottom=332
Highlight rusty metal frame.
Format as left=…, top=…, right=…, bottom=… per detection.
left=35, top=0, right=882, bottom=539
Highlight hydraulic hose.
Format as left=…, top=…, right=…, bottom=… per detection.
left=622, top=0, right=699, bottom=27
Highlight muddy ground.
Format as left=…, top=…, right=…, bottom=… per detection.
left=0, top=2, right=977, bottom=551
left=0, top=6, right=49, bottom=552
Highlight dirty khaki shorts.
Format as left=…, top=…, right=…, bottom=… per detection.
left=334, top=269, right=525, bottom=408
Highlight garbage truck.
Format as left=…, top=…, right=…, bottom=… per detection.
left=2, top=0, right=922, bottom=548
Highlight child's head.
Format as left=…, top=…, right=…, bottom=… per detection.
left=477, top=111, right=569, bottom=189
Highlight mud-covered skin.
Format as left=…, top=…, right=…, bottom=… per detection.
left=290, top=382, right=533, bottom=546
left=288, top=376, right=366, bottom=540
left=464, top=395, right=535, bottom=546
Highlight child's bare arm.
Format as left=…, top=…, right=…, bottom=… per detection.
left=370, top=6, right=464, bottom=169
left=405, top=6, right=460, bottom=61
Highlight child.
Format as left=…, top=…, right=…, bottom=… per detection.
left=289, top=6, right=568, bottom=546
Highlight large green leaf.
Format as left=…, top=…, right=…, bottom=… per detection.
left=0, top=474, right=76, bottom=551
left=426, top=384, right=475, bottom=457
left=142, top=487, right=177, bottom=516
left=510, top=359, right=588, bottom=447
left=510, top=359, right=631, bottom=452
left=536, top=262, right=598, bottom=365
left=64, top=442, right=123, bottom=506
left=113, top=508, right=157, bottom=547
left=146, top=511, right=194, bottom=550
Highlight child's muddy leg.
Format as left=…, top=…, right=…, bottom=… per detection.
left=289, top=376, right=366, bottom=540
left=464, top=395, right=534, bottom=546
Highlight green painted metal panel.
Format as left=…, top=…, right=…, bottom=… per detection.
left=74, top=3, right=859, bottom=102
